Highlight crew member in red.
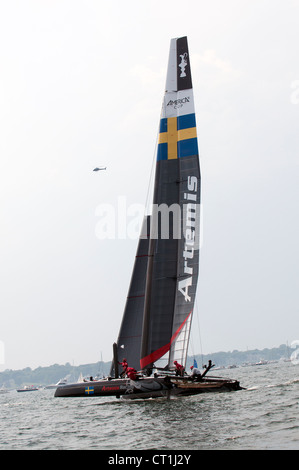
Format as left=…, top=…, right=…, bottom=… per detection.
left=119, top=358, right=128, bottom=377
left=126, top=367, right=137, bottom=380
left=173, top=360, right=185, bottom=376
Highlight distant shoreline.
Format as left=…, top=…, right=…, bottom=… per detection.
left=0, top=343, right=292, bottom=388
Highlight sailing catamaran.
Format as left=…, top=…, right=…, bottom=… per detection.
left=55, top=36, right=242, bottom=399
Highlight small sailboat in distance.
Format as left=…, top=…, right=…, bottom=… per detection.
left=55, top=36, right=242, bottom=399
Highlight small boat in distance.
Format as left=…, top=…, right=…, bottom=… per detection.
left=17, top=386, right=39, bottom=392
left=45, top=376, right=69, bottom=389
left=55, top=36, right=242, bottom=399
left=255, top=360, right=269, bottom=366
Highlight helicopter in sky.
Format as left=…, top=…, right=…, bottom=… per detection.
left=93, top=166, right=106, bottom=171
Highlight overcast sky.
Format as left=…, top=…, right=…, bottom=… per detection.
left=0, top=0, right=298, bottom=371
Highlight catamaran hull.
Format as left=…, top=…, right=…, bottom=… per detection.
left=54, top=376, right=242, bottom=399
left=54, top=377, right=169, bottom=398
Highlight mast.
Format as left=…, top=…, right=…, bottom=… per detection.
left=140, top=36, right=200, bottom=372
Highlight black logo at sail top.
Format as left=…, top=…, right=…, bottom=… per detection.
left=176, top=37, right=192, bottom=91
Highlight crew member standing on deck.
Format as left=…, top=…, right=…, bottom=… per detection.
left=119, top=358, right=128, bottom=377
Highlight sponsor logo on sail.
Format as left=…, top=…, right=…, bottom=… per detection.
left=178, top=176, right=198, bottom=302
left=166, top=96, right=190, bottom=109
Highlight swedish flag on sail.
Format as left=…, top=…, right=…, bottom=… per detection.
left=157, top=113, right=198, bottom=161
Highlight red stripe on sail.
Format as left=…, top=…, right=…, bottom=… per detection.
left=140, top=311, right=192, bottom=369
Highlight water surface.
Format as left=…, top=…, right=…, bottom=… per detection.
left=0, top=361, right=298, bottom=450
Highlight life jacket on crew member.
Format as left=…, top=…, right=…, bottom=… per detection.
left=173, top=361, right=185, bottom=376
left=120, top=359, right=128, bottom=370
left=119, top=358, right=128, bottom=376
left=126, top=367, right=137, bottom=380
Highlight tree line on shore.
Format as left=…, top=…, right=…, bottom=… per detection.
left=0, top=344, right=291, bottom=388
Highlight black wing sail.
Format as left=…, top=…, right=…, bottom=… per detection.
left=140, top=37, right=200, bottom=372
left=111, top=216, right=150, bottom=375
